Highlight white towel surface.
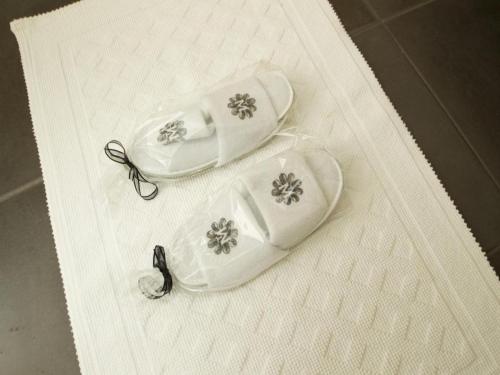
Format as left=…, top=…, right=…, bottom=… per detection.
left=11, top=0, right=500, bottom=374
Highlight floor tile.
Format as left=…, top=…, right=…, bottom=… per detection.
left=0, top=185, right=80, bottom=375
left=366, top=0, right=432, bottom=19
left=387, top=0, right=500, bottom=186
left=486, top=246, right=500, bottom=277
left=329, top=0, right=376, bottom=31
left=0, top=0, right=74, bottom=22
left=0, top=32, right=42, bottom=196
left=353, top=26, right=500, bottom=250
left=0, top=0, right=74, bottom=196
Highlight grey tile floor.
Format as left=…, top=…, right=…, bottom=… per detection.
left=0, top=0, right=499, bottom=373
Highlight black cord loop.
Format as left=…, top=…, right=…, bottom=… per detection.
left=104, top=140, right=158, bottom=201
left=153, top=245, right=173, bottom=295
left=138, top=245, right=173, bottom=299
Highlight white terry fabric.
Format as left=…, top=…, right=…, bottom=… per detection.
left=203, top=76, right=278, bottom=165
left=240, top=150, right=327, bottom=249
left=11, top=0, right=500, bottom=374
left=176, top=105, right=215, bottom=141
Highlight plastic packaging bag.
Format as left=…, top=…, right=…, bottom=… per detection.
left=138, top=138, right=344, bottom=298
left=104, top=62, right=295, bottom=200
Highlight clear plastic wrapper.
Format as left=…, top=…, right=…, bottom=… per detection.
left=104, top=62, right=294, bottom=200
left=138, top=138, right=344, bottom=298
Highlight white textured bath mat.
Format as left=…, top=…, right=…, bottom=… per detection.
left=11, top=0, right=500, bottom=373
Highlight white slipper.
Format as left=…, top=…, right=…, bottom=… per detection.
left=127, top=70, right=294, bottom=179
left=139, top=148, right=343, bottom=296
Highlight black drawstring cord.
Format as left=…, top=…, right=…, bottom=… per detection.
left=153, top=245, right=173, bottom=295
left=139, top=245, right=173, bottom=299
left=104, top=140, right=158, bottom=201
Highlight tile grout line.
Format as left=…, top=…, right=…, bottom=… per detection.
left=358, top=0, right=437, bottom=23
left=358, top=0, right=500, bottom=190
left=349, top=0, right=436, bottom=36
left=349, top=21, right=381, bottom=37
left=0, top=177, right=43, bottom=204
left=379, top=0, right=437, bottom=23
left=486, top=244, right=500, bottom=255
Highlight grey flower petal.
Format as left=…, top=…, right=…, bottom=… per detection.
left=222, top=243, right=231, bottom=254
left=279, top=173, right=287, bottom=184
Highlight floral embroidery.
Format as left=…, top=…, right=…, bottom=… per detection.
left=227, top=93, right=257, bottom=119
left=272, top=173, right=303, bottom=205
left=207, top=218, right=238, bottom=255
left=157, top=120, right=187, bottom=144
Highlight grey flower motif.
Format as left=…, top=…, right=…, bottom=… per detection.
left=157, top=120, right=187, bottom=144
left=227, top=93, right=257, bottom=120
left=207, top=218, right=239, bottom=255
left=272, top=173, right=304, bottom=205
